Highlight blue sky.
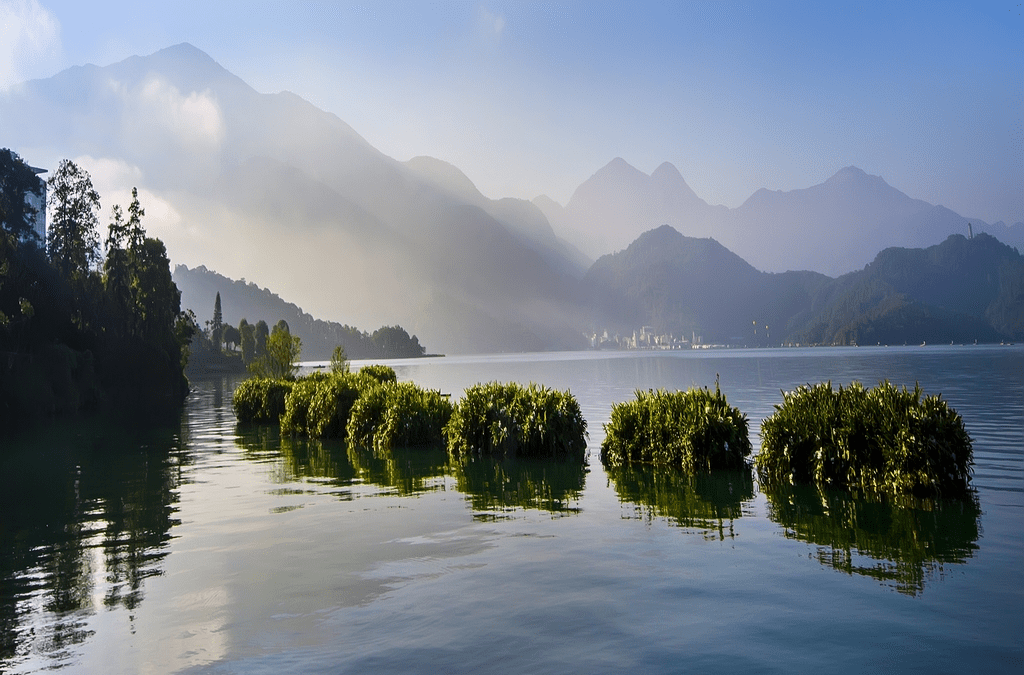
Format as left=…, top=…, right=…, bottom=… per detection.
left=3, top=0, right=1022, bottom=224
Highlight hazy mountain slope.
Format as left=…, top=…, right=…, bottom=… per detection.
left=793, top=233, right=1024, bottom=344
left=583, top=225, right=829, bottom=343
left=552, top=159, right=998, bottom=277
left=1, top=44, right=585, bottom=353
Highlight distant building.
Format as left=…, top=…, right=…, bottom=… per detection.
left=26, top=166, right=47, bottom=243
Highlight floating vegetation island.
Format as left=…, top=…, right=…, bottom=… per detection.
left=234, top=372, right=587, bottom=462
left=600, top=384, right=751, bottom=473
left=755, top=381, right=973, bottom=498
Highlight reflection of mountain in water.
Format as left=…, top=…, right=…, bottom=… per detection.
left=763, top=485, right=981, bottom=595
left=0, top=420, right=184, bottom=670
left=606, top=466, right=755, bottom=539
left=449, top=456, right=588, bottom=519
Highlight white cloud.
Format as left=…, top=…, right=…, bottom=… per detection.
left=0, top=0, right=60, bottom=89
left=72, top=155, right=183, bottom=245
left=137, top=76, right=226, bottom=151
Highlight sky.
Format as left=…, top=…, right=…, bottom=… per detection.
left=3, top=0, right=1022, bottom=225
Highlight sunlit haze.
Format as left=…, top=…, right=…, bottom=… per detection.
left=4, top=0, right=1022, bottom=225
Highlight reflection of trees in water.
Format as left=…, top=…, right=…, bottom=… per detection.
left=763, top=485, right=981, bottom=595
left=606, top=465, right=755, bottom=539
left=0, top=420, right=184, bottom=669
left=449, top=455, right=588, bottom=518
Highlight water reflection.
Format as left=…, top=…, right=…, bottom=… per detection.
left=448, top=455, right=588, bottom=518
left=606, top=465, right=755, bottom=539
left=0, top=420, right=184, bottom=670
left=347, top=444, right=450, bottom=496
left=763, top=485, right=981, bottom=595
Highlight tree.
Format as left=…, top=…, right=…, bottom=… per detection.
left=330, top=344, right=349, bottom=374
left=47, top=159, right=101, bottom=280
left=254, top=320, right=269, bottom=359
left=0, top=148, right=43, bottom=244
left=212, top=292, right=223, bottom=350
left=249, top=323, right=301, bottom=380
left=239, top=318, right=255, bottom=365
left=222, top=324, right=241, bottom=351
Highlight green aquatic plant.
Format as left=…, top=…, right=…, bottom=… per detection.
left=358, top=364, right=398, bottom=385
left=232, top=377, right=294, bottom=424
left=444, top=382, right=588, bottom=460
left=600, top=384, right=751, bottom=473
left=347, top=381, right=453, bottom=451
left=280, top=371, right=374, bottom=438
left=755, top=380, right=973, bottom=498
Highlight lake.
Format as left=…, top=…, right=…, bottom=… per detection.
left=2, top=346, right=1022, bottom=673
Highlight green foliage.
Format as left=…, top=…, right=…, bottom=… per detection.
left=755, top=381, right=974, bottom=498
left=46, top=159, right=101, bottom=279
left=444, top=382, right=588, bottom=460
left=600, top=384, right=751, bottom=473
left=279, top=371, right=368, bottom=438
left=330, top=344, right=349, bottom=374
left=231, top=377, right=294, bottom=424
left=370, top=325, right=426, bottom=357
left=347, top=381, right=453, bottom=451
left=239, top=319, right=255, bottom=364
left=358, top=364, right=397, bottom=385
left=248, top=326, right=301, bottom=380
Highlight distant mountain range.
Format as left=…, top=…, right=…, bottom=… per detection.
left=3, top=43, right=1021, bottom=352
left=584, top=226, right=1023, bottom=345
left=536, top=159, right=1024, bottom=276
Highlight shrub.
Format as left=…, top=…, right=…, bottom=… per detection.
left=281, top=371, right=372, bottom=438
left=358, top=364, right=398, bottom=385
left=232, top=377, right=294, bottom=423
left=755, top=381, right=973, bottom=498
left=600, top=384, right=751, bottom=472
left=347, top=381, right=453, bottom=451
left=444, top=382, right=588, bottom=460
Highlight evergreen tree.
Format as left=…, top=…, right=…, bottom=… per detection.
left=212, top=292, right=223, bottom=351
left=46, top=159, right=101, bottom=280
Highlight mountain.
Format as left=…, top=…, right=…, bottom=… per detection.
left=583, top=225, right=830, bottom=344
left=792, top=233, right=1024, bottom=345
left=1, top=43, right=585, bottom=354
left=584, top=225, right=1024, bottom=346
left=550, top=159, right=1010, bottom=276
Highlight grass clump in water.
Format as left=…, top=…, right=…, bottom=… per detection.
left=232, top=377, right=294, bottom=424
left=755, top=380, right=973, bottom=498
left=444, top=382, right=588, bottom=460
left=347, top=381, right=454, bottom=451
left=600, top=383, right=751, bottom=472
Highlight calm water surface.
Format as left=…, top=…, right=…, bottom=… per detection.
left=1, top=346, right=1022, bottom=673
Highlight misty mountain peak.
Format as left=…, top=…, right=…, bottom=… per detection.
left=651, top=161, right=682, bottom=181
left=825, top=165, right=886, bottom=187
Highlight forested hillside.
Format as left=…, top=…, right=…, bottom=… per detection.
left=173, top=265, right=428, bottom=360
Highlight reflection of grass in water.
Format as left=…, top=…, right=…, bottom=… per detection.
left=346, top=445, right=450, bottom=497
left=606, top=465, right=755, bottom=540
left=449, top=455, right=588, bottom=518
left=763, top=484, right=981, bottom=595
